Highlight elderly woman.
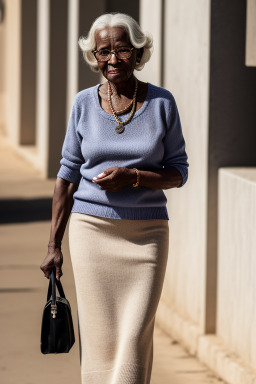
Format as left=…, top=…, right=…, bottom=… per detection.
left=40, top=12, right=189, bottom=384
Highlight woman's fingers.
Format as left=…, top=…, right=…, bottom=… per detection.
left=96, top=178, right=128, bottom=189
left=40, top=249, right=63, bottom=279
left=40, top=261, right=52, bottom=278
left=92, top=167, right=132, bottom=191
left=54, top=251, right=63, bottom=281
left=55, top=265, right=63, bottom=281
left=92, top=167, right=118, bottom=182
left=40, top=266, right=51, bottom=279
left=92, top=172, right=107, bottom=181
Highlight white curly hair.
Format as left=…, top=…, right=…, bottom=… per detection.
left=78, top=12, right=153, bottom=73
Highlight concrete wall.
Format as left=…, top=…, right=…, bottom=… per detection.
left=4, top=0, right=21, bottom=144
left=139, top=2, right=256, bottom=383
left=197, top=169, right=256, bottom=384
left=78, top=0, right=105, bottom=93
left=36, top=0, right=68, bottom=178
left=246, top=0, right=256, bottom=66
left=163, top=0, right=210, bottom=333
left=0, top=0, right=6, bottom=131
left=3, top=0, right=37, bottom=145
left=136, top=0, right=162, bottom=86
left=20, top=0, right=37, bottom=144
left=218, top=168, right=256, bottom=367
left=206, top=0, right=256, bottom=334
left=152, top=0, right=256, bottom=337
left=66, top=0, right=79, bottom=122
left=139, top=0, right=211, bottom=352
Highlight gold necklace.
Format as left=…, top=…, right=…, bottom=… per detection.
left=115, top=100, right=133, bottom=115
left=107, top=78, right=138, bottom=134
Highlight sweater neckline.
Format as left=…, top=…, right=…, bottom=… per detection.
left=93, top=81, right=151, bottom=121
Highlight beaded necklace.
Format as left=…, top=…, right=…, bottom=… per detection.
left=107, top=78, right=138, bottom=134
left=114, top=100, right=133, bottom=115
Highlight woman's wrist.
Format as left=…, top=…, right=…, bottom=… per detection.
left=134, top=168, right=182, bottom=190
left=48, top=240, right=62, bottom=249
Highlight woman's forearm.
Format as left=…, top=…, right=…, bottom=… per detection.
left=48, top=177, right=79, bottom=247
left=134, top=167, right=183, bottom=190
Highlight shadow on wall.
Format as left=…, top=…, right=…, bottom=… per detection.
left=0, top=198, right=52, bottom=224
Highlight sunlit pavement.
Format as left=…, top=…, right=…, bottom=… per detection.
left=0, top=131, right=225, bottom=384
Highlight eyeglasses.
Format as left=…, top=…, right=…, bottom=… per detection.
left=92, top=47, right=135, bottom=62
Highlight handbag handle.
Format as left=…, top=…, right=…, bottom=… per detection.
left=46, top=267, right=66, bottom=302
left=46, top=268, right=66, bottom=319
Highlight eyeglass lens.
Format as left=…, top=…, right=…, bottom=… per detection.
left=95, top=48, right=133, bottom=61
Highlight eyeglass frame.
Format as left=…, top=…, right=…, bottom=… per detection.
left=91, top=47, right=135, bottom=62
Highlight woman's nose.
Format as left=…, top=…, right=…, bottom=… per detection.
left=108, top=52, right=119, bottom=65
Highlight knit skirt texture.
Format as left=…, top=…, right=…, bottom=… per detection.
left=68, top=212, right=169, bottom=384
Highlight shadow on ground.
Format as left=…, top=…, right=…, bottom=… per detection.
left=0, top=198, right=52, bottom=224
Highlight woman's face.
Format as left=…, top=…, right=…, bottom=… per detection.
left=94, top=26, right=140, bottom=84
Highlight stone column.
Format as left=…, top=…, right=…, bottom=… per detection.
left=206, top=0, right=256, bottom=332
left=36, top=0, right=68, bottom=178
left=138, top=0, right=163, bottom=85
left=147, top=0, right=256, bottom=349
left=246, top=0, right=256, bottom=66
left=161, top=0, right=211, bottom=344
left=66, top=0, right=79, bottom=123
left=4, top=0, right=37, bottom=145
left=78, top=0, right=105, bottom=91
left=0, top=0, right=6, bottom=132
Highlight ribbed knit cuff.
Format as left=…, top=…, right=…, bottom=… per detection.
left=57, top=165, right=81, bottom=184
left=171, top=165, right=188, bottom=188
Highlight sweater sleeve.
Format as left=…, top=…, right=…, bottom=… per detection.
left=56, top=95, right=84, bottom=184
left=162, top=95, right=189, bottom=188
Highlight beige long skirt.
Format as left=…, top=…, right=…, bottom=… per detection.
left=68, top=212, right=169, bottom=384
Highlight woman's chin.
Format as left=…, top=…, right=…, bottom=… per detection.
left=106, top=71, right=127, bottom=82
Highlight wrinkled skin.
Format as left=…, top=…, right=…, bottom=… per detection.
left=95, top=26, right=141, bottom=86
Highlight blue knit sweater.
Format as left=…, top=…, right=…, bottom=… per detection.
left=57, top=82, right=189, bottom=220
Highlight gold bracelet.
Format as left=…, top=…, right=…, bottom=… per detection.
left=132, top=168, right=140, bottom=187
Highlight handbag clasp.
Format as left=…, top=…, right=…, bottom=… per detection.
left=51, top=304, right=57, bottom=318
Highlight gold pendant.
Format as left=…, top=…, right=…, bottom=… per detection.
left=115, top=124, right=125, bottom=134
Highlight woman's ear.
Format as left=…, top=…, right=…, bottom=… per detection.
left=136, top=48, right=144, bottom=63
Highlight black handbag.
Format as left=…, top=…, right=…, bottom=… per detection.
left=40, top=267, right=75, bottom=354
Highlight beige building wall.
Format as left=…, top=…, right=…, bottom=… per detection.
left=36, top=0, right=51, bottom=176
left=3, top=0, right=21, bottom=144
left=140, top=2, right=256, bottom=384
left=218, top=169, right=256, bottom=366
left=2, top=0, right=37, bottom=146
left=139, top=0, right=211, bottom=351
left=162, top=0, right=210, bottom=335
left=198, top=168, right=256, bottom=384
left=66, top=0, right=79, bottom=123
left=0, top=1, right=6, bottom=131
left=246, top=0, right=256, bottom=66
left=136, top=0, right=162, bottom=86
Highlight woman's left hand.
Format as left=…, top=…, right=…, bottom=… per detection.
left=92, top=167, right=136, bottom=191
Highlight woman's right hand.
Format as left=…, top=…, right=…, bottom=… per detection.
left=40, top=245, right=63, bottom=281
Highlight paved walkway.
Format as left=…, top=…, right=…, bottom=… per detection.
left=0, top=132, right=225, bottom=384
